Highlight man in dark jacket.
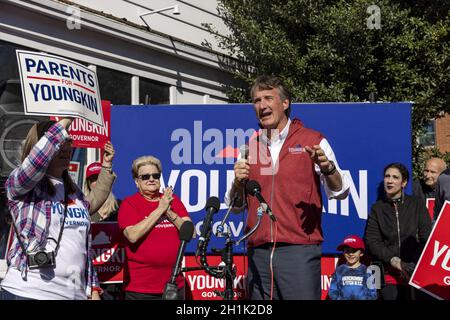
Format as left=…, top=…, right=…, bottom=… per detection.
left=434, top=168, right=450, bottom=220
left=413, top=157, right=446, bottom=201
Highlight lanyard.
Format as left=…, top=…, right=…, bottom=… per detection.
left=12, top=187, right=68, bottom=258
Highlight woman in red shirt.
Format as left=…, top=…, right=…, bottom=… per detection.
left=118, top=155, right=191, bottom=300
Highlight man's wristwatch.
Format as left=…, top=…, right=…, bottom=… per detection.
left=321, top=160, right=337, bottom=176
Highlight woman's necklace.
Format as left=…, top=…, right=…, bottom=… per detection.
left=143, top=193, right=159, bottom=201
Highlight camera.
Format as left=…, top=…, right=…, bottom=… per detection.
left=27, top=250, right=56, bottom=269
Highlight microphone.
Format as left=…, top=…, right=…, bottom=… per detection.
left=239, top=144, right=249, bottom=161
left=228, top=144, right=249, bottom=206
left=195, top=196, right=221, bottom=257
left=246, top=180, right=276, bottom=221
left=162, top=220, right=195, bottom=300
left=219, top=145, right=249, bottom=235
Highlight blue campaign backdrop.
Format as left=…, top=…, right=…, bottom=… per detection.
left=111, top=102, right=411, bottom=254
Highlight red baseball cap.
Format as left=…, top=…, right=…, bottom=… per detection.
left=86, top=162, right=102, bottom=179
left=336, top=235, right=365, bottom=251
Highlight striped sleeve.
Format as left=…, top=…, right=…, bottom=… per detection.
left=6, top=122, right=69, bottom=200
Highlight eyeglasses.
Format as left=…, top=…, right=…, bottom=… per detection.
left=138, top=173, right=161, bottom=180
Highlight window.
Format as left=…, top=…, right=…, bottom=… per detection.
left=97, top=66, right=131, bottom=105
left=139, top=77, right=170, bottom=105
left=0, top=42, right=42, bottom=178
left=0, top=40, right=26, bottom=83
left=419, top=120, right=436, bottom=147
left=0, top=79, right=22, bottom=105
left=0, top=63, right=14, bottom=261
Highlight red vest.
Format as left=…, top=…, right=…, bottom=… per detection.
left=246, top=118, right=324, bottom=247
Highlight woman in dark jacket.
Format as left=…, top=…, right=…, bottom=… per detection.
left=365, top=162, right=431, bottom=300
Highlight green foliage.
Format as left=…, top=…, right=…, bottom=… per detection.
left=414, top=146, right=450, bottom=179
left=208, top=0, right=450, bottom=168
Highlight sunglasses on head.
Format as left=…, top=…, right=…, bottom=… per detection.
left=138, top=173, right=161, bottom=180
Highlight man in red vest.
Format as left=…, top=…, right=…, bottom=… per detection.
left=227, top=75, right=350, bottom=300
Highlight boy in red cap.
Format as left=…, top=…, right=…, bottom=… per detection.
left=328, top=235, right=377, bottom=300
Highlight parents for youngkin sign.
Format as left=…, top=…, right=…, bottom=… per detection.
left=16, top=50, right=104, bottom=127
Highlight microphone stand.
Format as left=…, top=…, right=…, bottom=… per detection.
left=212, top=233, right=235, bottom=300
left=216, top=193, right=238, bottom=237
left=182, top=195, right=241, bottom=300
left=236, top=206, right=263, bottom=246
left=181, top=266, right=224, bottom=272
left=181, top=232, right=236, bottom=301
left=182, top=195, right=266, bottom=300
left=213, top=195, right=239, bottom=299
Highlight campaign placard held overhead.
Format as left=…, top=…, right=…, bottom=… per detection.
left=52, top=100, right=111, bottom=148
left=16, top=50, right=104, bottom=127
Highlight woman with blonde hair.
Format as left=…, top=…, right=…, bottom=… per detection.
left=0, top=118, right=114, bottom=300
left=118, top=155, right=191, bottom=300
left=83, top=141, right=120, bottom=222
left=83, top=144, right=121, bottom=300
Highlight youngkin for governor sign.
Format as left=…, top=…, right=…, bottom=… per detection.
left=16, top=50, right=104, bottom=127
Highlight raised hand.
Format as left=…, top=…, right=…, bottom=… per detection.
left=158, top=186, right=174, bottom=212
left=102, top=141, right=115, bottom=167
left=234, top=159, right=250, bottom=184
left=58, top=117, right=74, bottom=130
left=305, top=145, right=333, bottom=173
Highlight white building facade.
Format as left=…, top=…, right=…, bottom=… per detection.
left=0, top=0, right=240, bottom=272
left=0, top=0, right=238, bottom=105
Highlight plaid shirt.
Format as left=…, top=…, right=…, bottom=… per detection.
left=5, top=122, right=99, bottom=298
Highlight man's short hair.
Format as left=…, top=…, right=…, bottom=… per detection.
left=425, top=157, right=447, bottom=172
left=250, top=75, right=292, bottom=118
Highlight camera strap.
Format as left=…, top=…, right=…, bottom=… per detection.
left=11, top=185, right=69, bottom=258
left=11, top=215, right=27, bottom=257
left=54, top=187, right=69, bottom=256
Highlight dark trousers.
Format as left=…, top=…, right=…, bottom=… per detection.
left=381, top=284, right=435, bottom=300
left=248, top=243, right=322, bottom=300
left=125, top=291, right=163, bottom=300
left=125, top=287, right=185, bottom=300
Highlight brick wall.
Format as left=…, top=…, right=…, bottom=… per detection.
left=436, top=113, right=450, bottom=152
